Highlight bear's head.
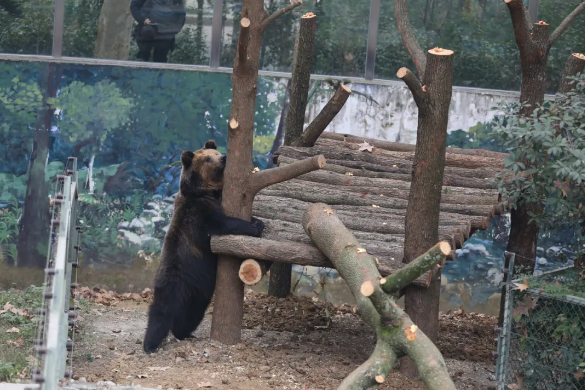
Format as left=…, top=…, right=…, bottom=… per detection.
left=179, top=140, right=226, bottom=196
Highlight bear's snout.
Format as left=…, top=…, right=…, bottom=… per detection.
left=220, top=155, right=227, bottom=165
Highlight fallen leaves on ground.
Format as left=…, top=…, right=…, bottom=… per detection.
left=6, top=337, right=23, bottom=346
left=5, top=327, right=20, bottom=333
left=358, top=141, right=374, bottom=152
left=0, top=302, right=32, bottom=318
left=513, top=278, right=530, bottom=291
left=72, top=286, right=154, bottom=306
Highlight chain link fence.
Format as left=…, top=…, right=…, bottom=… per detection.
left=497, top=257, right=585, bottom=390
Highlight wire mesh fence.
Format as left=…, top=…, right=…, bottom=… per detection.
left=497, top=260, right=585, bottom=390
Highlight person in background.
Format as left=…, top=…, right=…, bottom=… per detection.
left=130, top=0, right=186, bottom=63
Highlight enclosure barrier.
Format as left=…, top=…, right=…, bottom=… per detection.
left=19, top=157, right=81, bottom=390
left=496, top=261, right=585, bottom=389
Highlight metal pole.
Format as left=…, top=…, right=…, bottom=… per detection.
left=209, top=0, right=225, bottom=68
left=52, top=0, right=66, bottom=57
left=364, top=0, right=381, bottom=80
left=528, top=0, right=539, bottom=23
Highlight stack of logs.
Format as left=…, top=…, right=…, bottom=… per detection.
left=211, top=131, right=508, bottom=287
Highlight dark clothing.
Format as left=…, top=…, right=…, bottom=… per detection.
left=137, top=38, right=175, bottom=63
left=130, top=0, right=185, bottom=62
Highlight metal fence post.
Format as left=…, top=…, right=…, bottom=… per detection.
left=364, top=0, right=381, bottom=80
left=209, top=0, right=225, bottom=68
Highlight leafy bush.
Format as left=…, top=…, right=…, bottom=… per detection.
left=492, top=75, right=585, bottom=236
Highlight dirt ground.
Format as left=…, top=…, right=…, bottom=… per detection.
left=68, top=287, right=498, bottom=390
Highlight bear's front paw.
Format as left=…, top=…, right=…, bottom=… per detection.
left=251, top=217, right=264, bottom=237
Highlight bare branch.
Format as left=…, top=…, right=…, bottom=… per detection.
left=380, top=242, right=451, bottom=295
left=337, top=341, right=396, bottom=390
left=396, top=67, right=426, bottom=107
left=549, top=2, right=585, bottom=48
left=250, top=155, right=325, bottom=194
left=291, top=84, right=351, bottom=147
left=394, top=0, right=427, bottom=78
left=504, top=0, right=538, bottom=57
left=261, top=0, right=303, bottom=30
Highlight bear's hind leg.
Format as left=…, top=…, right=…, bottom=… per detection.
left=143, top=286, right=180, bottom=353
left=171, top=296, right=209, bottom=340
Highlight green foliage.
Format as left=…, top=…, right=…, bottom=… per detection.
left=55, top=80, right=134, bottom=151
left=447, top=122, right=507, bottom=152
left=0, top=77, right=44, bottom=123
left=492, top=75, right=585, bottom=233
left=0, top=286, right=44, bottom=381
left=0, top=196, right=21, bottom=265
left=0, top=0, right=53, bottom=55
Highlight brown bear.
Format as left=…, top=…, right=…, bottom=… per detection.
left=143, top=140, right=264, bottom=353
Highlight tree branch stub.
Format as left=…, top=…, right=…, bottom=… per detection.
left=291, top=84, right=352, bottom=147
left=504, top=0, right=539, bottom=59
left=237, top=18, right=251, bottom=65
left=397, top=67, right=425, bottom=107
left=558, top=53, right=585, bottom=94
left=238, top=259, right=266, bottom=285
left=250, top=155, right=325, bottom=195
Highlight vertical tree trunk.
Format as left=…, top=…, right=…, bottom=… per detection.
left=94, top=0, right=134, bottom=60
left=283, top=14, right=317, bottom=146
left=269, top=14, right=316, bottom=297
left=210, top=0, right=308, bottom=344
left=16, top=64, right=61, bottom=268
left=398, top=48, right=454, bottom=377
left=268, top=79, right=292, bottom=166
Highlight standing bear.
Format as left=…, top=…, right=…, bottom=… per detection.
left=143, top=140, right=264, bottom=353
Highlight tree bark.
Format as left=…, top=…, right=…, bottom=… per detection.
left=16, top=64, right=61, bottom=268
left=291, top=84, right=352, bottom=147
left=277, top=155, right=499, bottom=190
left=283, top=14, right=317, bottom=146
left=94, top=0, right=134, bottom=60
left=268, top=79, right=292, bottom=164
left=301, top=203, right=456, bottom=390
left=209, top=0, right=308, bottom=345
left=398, top=48, right=454, bottom=377
left=558, top=53, right=585, bottom=95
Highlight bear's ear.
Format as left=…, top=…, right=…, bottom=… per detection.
left=181, top=151, right=195, bottom=167
left=204, top=140, right=217, bottom=150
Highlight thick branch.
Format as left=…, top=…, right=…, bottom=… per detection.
left=291, top=84, right=352, bottom=147
left=361, top=281, right=401, bottom=325
left=284, top=13, right=317, bottom=145
left=380, top=242, right=451, bottom=295
left=549, top=2, right=585, bottom=48
left=261, top=0, right=303, bottom=30
left=301, top=203, right=456, bottom=389
left=394, top=0, right=427, bottom=78
left=504, top=0, right=538, bottom=58
left=397, top=67, right=426, bottom=107
left=558, top=53, right=585, bottom=94
left=237, top=18, right=251, bottom=64
left=250, top=155, right=325, bottom=194
left=337, top=340, right=396, bottom=390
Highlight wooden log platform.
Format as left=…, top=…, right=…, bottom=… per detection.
left=211, top=134, right=504, bottom=287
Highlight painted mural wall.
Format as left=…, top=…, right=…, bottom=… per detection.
left=0, top=59, right=579, bottom=315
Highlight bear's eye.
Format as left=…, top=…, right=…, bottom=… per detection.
left=205, top=157, right=211, bottom=163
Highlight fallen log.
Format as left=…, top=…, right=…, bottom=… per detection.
left=276, top=145, right=504, bottom=180
left=278, top=155, right=499, bottom=191
left=319, top=131, right=508, bottom=159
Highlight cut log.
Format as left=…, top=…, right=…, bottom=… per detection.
left=257, top=218, right=459, bottom=259
left=238, top=259, right=266, bottom=285
left=259, top=181, right=496, bottom=217
left=315, top=138, right=505, bottom=170
left=280, top=166, right=500, bottom=198
left=277, top=156, right=499, bottom=190
left=319, top=132, right=509, bottom=159
left=276, top=146, right=502, bottom=181
left=273, top=178, right=498, bottom=206
left=210, top=235, right=408, bottom=278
